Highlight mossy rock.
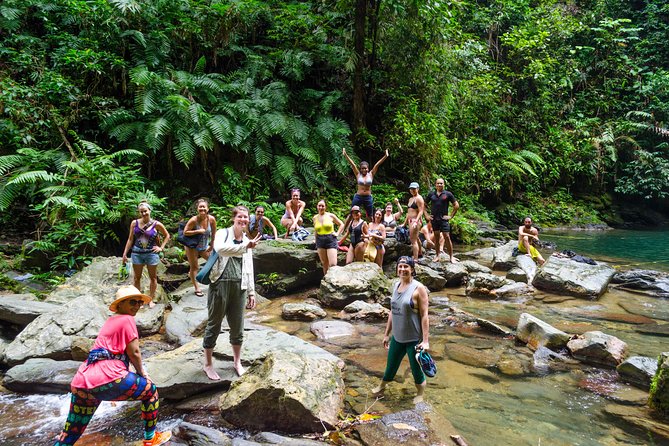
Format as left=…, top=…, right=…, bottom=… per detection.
left=649, top=352, right=669, bottom=419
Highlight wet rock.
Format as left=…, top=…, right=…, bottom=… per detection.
left=496, top=353, right=532, bottom=376
left=636, top=324, right=669, bottom=337
left=542, top=295, right=576, bottom=304
left=506, top=267, right=528, bottom=283
left=310, top=320, right=356, bottom=340
left=475, top=317, right=512, bottom=336
left=414, top=264, right=446, bottom=291
left=3, top=358, right=80, bottom=393
left=515, top=254, right=538, bottom=283
left=532, top=256, right=616, bottom=299
left=318, top=263, right=391, bottom=309
left=580, top=311, right=656, bottom=325
left=460, top=260, right=492, bottom=274
left=3, top=294, right=107, bottom=366
left=619, top=300, right=669, bottom=322
left=253, top=242, right=322, bottom=294
left=649, top=352, right=669, bottom=418
left=444, top=343, right=501, bottom=368
left=282, top=303, right=327, bottom=321
left=516, top=313, right=570, bottom=351
left=603, top=404, right=669, bottom=442
left=612, top=269, right=669, bottom=297
left=492, top=282, right=535, bottom=300
left=355, top=406, right=462, bottom=446
left=383, top=238, right=413, bottom=263
left=606, top=385, right=651, bottom=406
left=532, top=346, right=579, bottom=374
left=492, top=241, right=518, bottom=271
left=172, top=421, right=232, bottom=445
left=336, top=301, right=388, bottom=321
left=0, top=295, right=60, bottom=327
left=617, top=356, right=658, bottom=390
left=567, top=331, right=628, bottom=367
left=252, top=431, right=332, bottom=445
left=466, top=272, right=510, bottom=298
left=459, top=246, right=495, bottom=268
left=219, top=351, right=345, bottom=433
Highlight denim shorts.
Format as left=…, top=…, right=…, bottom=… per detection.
left=131, top=251, right=160, bottom=265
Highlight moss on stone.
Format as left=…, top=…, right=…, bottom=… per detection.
left=648, top=352, right=669, bottom=419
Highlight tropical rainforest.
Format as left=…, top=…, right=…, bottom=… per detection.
left=1, top=0, right=668, bottom=269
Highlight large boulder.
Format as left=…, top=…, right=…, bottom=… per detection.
left=492, top=282, right=535, bottom=301
left=3, top=295, right=107, bottom=366
left=516, top=313, right=570, bottom=350
left=465, top=272, right=510, bottom=298
left=460, top=260, right=492, bottom=274
left=164, top=288, right=209, bottom=345
left=612, top=269, right=669, bottom=297
left=3, top=358, right=80, bottom=393
left=383, top=238, right=413, bottom=263
left=219, top=351, right=345, bottom=433
left=567, top=331, right=627, bottom=367
left=135, top=304, right=166, bottom=336
left=45, top=256, right=168, bottom=305
left=458, top=246, right=495, bottom=268
left=310, top=320, right=357, bottom=340
left=506, top=267, right=528, bottom=283
left=0, top=295, right=60, bottom=326
left=414, top=264, right=446, bottom=291
left=617, top=356, right=658, bottom=389
left=492, top=241, right=518, bottom=271
left=318, top=263, right=391, bottom=309
left=532, top=256, right=615, bottom=299
left=515, top=254, right=538, bottom=284
left=253, top=241, right=320, bottom=283
left=649, top=352, right=669, bottom=418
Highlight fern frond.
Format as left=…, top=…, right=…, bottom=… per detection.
left=0, top=155, right=23, bottom=176
left=42, top=195, right=79, bottom=209
left=193, top=128, right=214, bottom=150
left=7, top=171, right=56, bottom=185
left=274, top=155, right=296, bottom=181
left=194, top=56, right=207, bottom=75
left=173, top=135, right=196, bottom=166
left=207, top=115, right=233, bottom=144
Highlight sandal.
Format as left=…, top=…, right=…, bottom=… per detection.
left=194, top=290, right=204, bottom=297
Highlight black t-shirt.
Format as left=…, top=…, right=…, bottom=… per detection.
left=427, top=190, right=456, bottom=218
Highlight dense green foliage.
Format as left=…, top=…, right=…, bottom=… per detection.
left=1, top=0, right=668, bottom=266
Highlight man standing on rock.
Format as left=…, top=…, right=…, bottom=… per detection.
left=425, top=178, right=459, bottom=263
left=518, top=216, right=545, bottom=265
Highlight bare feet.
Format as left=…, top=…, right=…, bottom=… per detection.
left=233, top=363, right=246, bottom=376
left=203, top=364, right=221, bottom=380
left=413, top=394, right=424, bottom=404
left=433, top=255, right=442, bottom=263
left=371, top=385, right=385, bottom=396
left=450, top=256, right=459, bottom=264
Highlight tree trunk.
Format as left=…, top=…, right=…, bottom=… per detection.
left=352, top=0, right=367, bottom=144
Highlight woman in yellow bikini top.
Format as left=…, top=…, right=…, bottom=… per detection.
left=313, top=200, right=344, bottom=275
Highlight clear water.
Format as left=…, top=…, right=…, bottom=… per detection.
left=542, top=229, right=669, bottom=272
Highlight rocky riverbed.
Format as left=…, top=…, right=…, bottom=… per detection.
left=1, top=236, right=669, bottom=445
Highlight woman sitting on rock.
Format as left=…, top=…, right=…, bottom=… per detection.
left=280, top=189, right=306, bottom=238
left=373, top=256, right=430, bottom=404
left=53, top=286, right=171, bottom=446
left=248, top=205, right=279, bottom=240
left=366, top=208, right=387, bottom=266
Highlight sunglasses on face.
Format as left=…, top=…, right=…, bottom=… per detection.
left=127, top=299, right=143, bottom=306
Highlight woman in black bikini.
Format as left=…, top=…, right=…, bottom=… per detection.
left=403, top=182, right=425, bottom=260
left=342, top=205, right=369, bottom=264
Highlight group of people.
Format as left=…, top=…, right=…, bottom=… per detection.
left=57, top=147, right=548, bottom=444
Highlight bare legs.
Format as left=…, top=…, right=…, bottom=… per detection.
left=409, top=220, right=421, bottom=260
left=131, top=263, right=157, bottom=308
left=186, top=247, right=208, bottom=294
left=203, top=345, right=245, bottom=380
left=317, top=248, right=337, bottom=275
left=203, top=348, right=220, bottom=380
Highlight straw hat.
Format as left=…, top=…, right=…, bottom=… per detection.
left=109, top=285, right=151, bottom=312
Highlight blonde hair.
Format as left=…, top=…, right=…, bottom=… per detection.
left=137, top=201, right=152, bottom=211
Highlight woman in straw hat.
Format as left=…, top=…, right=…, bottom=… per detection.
left=53, top=285, right=171, bottom=446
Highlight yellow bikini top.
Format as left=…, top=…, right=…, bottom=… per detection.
left=314, top=214, right=335, bottom=235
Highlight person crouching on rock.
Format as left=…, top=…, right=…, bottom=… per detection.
left=373, top=256, right=430, bottom=404
left=203, top=205, right=261, bottom=380
left=53, top=285, right=171, bottom=446
left=518, top=216, right=546, bottom=266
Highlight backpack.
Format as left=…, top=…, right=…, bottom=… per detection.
left=177, top=221, right=200, bottom=248
left=395, top=226, right=410, bottom=245
left=291, top=227, right=310, bottom=242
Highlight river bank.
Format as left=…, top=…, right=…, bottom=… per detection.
left=1, top=233, right=669, bottom=445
